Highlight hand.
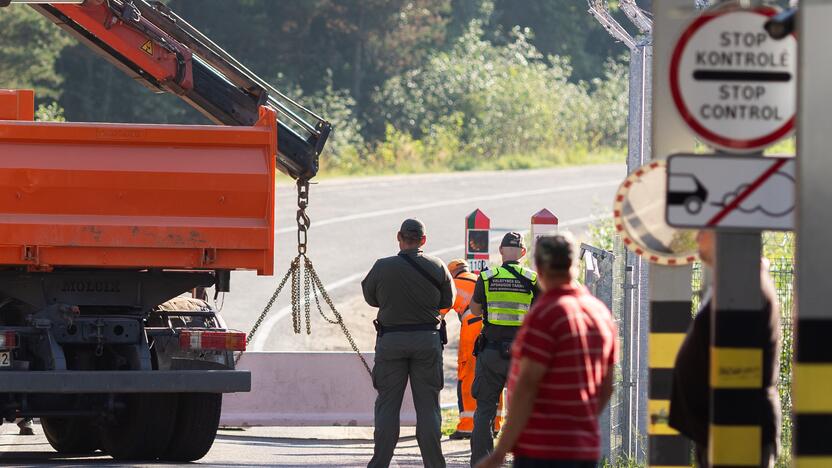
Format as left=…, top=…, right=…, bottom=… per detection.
left=474, top=451, right=506, bottom=468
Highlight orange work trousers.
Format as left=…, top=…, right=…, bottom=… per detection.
left=456, top=312, right=503, bottom=433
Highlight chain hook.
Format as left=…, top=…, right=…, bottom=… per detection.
left=296, top=178, right=311, bottom=255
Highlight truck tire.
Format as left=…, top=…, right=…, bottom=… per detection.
left=41, top=418, right=99, bottom=454
left=100, top=393, right=178, bottom=461
left=162, top=393, right=222, bottom=461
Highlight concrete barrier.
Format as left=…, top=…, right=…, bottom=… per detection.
left=220, top=352, right=417, bottom=427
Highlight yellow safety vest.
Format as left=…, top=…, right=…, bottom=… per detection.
left=481, top=264, right=537, bottom=327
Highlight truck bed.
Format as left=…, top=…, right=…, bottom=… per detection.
left=0, top=91, right=276, bottom=275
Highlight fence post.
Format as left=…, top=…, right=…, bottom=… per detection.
left=581, top=244, right=617, bottom=460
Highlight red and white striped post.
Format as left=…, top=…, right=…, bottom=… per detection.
left=465, top=209, right=490, bottom=274
left=530, top=209, right=559, bottom=257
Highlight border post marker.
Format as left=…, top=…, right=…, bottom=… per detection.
left=465, top=209, right=490, bottom=274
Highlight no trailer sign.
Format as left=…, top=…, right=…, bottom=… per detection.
left=670, top=7, right=797, bottom=152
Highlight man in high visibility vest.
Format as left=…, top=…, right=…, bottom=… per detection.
left=441, top=260, right=502, bottom=441
left=468, top=232, right=539, bottom=466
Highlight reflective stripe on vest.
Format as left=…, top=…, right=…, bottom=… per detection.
left=481, top=265, right=537, bottom=327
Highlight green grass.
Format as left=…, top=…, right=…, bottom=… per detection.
left=276, top=147, right=626, bottom=183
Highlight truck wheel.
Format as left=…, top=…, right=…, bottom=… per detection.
left=100, top=393, right=178, bottom=461
left=41, top=418, right=99, bottom=454
left=162, top=393, right=222, bottom=461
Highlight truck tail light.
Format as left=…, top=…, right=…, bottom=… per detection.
left=0, top=331, right=18, bottom=349
left=179, top=331, right=246, bottom=352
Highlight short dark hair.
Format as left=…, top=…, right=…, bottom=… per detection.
left=399, top=231, right=422, bottom=242
left=534, top=233, right=578, bottom=274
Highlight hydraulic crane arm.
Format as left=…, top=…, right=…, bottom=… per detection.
left=18, top=0, right=330, bottom=180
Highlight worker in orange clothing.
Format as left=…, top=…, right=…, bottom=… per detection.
left=442, top=259, right=502, bottom=440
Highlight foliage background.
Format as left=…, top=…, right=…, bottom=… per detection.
left=0, top=0, right=649, bottom=174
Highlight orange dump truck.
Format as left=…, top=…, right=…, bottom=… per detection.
left=0, top=1, right=329, bottom=462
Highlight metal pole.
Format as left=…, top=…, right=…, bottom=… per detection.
left=633, top=40, right=654, bottom=464
left=621, top=264, right=635, bottom=458
left=648, top=2, right=696, bottom=468
left=625, top=38, right=653, bottom=462
left=795, top=1, right=832, bottom=465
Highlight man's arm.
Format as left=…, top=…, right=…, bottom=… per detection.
left=470, top=277, right=485, bottom=317
left=361, top=262, right=379, bottom=307
left=438, top=264, right=456, bottom=310
left=477, top=357, right=548, bottom=468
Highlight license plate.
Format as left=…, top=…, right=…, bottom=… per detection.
left=0, top=351, right=10, bottom=368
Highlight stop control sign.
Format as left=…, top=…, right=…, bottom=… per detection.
left=670, top=7, right=797, bottom=152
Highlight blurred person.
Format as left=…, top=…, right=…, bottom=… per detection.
left=469, top=232, right=540, bottom=465
left=669, top=230, right=781, bottom=467
left=476, top=233, right=617, bottom=468
left=362, top=218, right=455, bottom=468
left=441, top=259, right=502, bottom=441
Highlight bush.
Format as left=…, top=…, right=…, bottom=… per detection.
left=375, top=22, right=598, bottom=161
left=289, top=22, right=628, bottom=175
left=311, top=22, right=628, bottom=175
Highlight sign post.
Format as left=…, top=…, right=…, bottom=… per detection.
left=465, top=209, right=490, bottom=274
left=666, top=5, right=798, bottom=468
left=645, top=2, right=699, bottom=467
left=530, top=209, right=558, bottom=257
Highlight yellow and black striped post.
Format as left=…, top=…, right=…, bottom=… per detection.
left=648, top=286, right=693, bottom=468
left=649, top=1, right=697, bottom=466
left=796, top=2, right=832, bottom=466
left=709, top=233, right=766, bottom=467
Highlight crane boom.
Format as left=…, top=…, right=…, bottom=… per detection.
left=22, top=0, right=330, bottom=180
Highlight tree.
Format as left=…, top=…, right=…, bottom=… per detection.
left=0, top=5, right=71, bottom=100
left=491, top=0, right=630, bottom=82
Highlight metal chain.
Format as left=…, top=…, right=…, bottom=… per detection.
left=303, top=255, right=372, bottom=376
left=234, top=179, right=372, bottom=378
left=234, top=258, right=297, bottom=365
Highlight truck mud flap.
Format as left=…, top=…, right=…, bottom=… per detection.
left=0, top=370, right=250, bottom=393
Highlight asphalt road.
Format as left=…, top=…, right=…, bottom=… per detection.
left=0, top=165, right=624, bottom=466
left=223, top=164, right=624, bottom=352
left=0, top=425, right=477, bottom=467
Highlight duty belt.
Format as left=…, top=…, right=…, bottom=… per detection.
left=374, top=319, right=448, bottom=346
left=484, top=340, right=512, bottom=350
left=373, top=320, right=439, bottom=336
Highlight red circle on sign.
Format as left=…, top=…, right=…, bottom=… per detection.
left=669, top=7, right=795, bottom=152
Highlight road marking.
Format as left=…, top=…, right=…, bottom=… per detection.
left=275, top=180, right=618, bottom=235
left=251, top=215, right=602, bottom=351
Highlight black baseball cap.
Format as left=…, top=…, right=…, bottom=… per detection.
left=500, top=231, right=525, bottom=249
left=400, top=218, right=426, bottom=238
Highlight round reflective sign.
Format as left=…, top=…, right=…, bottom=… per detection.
left=614, top=161, right=699, bottom=266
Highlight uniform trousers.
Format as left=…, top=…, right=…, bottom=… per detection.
left=368, top=330, right=445, bottom=468
left=470, top=347, right=510, bottom=466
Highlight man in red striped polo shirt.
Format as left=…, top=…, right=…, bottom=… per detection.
left=476, top=233, right=617, bottom=468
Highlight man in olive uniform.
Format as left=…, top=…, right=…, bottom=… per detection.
left=469, top=232, right=539, bottom=466
left=362, top=218, right=455, bottom=468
